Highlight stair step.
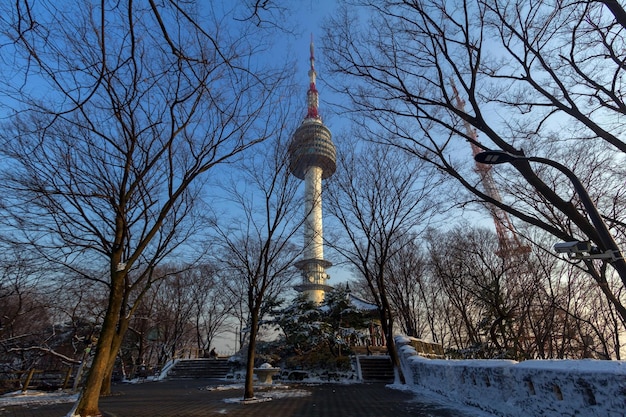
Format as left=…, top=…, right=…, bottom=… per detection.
left=167, top=359, right=231, bottom=380
left=358, top=356, right=394, bottom=382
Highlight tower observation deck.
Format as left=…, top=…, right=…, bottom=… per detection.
left=289, top=37, right=336, bottom=304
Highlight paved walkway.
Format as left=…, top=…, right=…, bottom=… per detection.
left=0, top=379, right=469, bottom=417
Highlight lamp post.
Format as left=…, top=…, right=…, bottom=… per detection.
left=474, top=150, right=626, bottom=282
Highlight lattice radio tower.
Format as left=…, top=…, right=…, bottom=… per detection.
left=451, top=82, right=530, bottom=258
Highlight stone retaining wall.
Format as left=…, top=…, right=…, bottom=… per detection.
left=395, top=336, right=626, bottom=417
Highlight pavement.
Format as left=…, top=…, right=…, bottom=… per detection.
left=0, top=379, right=465, bottom=417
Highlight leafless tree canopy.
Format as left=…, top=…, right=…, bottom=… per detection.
left=0, top=1, right=289, bottom=271
left=323, top=0, right=626, bottom=331
left=0, top=1, right=293, bottom=414
left=3, top=1, right=626, bottom=408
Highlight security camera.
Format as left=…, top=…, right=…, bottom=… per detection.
left=553, top=241, right=591, bottom=254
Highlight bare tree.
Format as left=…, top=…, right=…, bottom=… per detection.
left=0, top=1, right=291, bottom=415
left=325, top=139, right=441, bottom=383
left=0, top=252, right=44, bottom=336
left=210, top=133, right=302, bottom=400
left=426, top=228, right=486, bottom=353
left=126, top=264, right=230, bottom=364
left=323, top=0, right=626, bottom=330
left=136, top=264, right=231, bottom=364
left=150, top=269, right=201, bottom=363
left=1, top=255, right=106, bottom=390
left=384, top=237, right=430, bottom=339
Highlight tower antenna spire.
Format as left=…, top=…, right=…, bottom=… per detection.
left=306, top=33, right=320, bottom=120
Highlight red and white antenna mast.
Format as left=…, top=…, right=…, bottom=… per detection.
left=451, top=81, right=530, bottom=258
left=306, top=33, right=320, bottom=120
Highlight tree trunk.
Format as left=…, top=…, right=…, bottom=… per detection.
left=379, top=307, right=405, bottom=384
left=100, top=316, right=131, bottom=395
left=386, top=334, right=405, bottom=383
left=74, top=274, right=125, bottom=416
left=243, top=310, right=260, bottom=400
left=377, top=270, right=406, bottom=384
left=100, top=355, right=115, bottom=397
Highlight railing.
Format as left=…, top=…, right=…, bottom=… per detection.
left=172, top=347, right=235, bottom=359
left=406, top=337, right=445, bottom=358
left=351, top=345, right=388, bottom=355
left=0, top=367, right=75, bottom=394
left=172, top=348, right=202, bottom=359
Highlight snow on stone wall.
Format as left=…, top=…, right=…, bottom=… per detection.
left=395, top=336, right=626, bottom=417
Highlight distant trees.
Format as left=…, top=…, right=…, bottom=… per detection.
left=119, top=264, right=230, bottom=376
left=427, top=227, right=536, bottom=359
left=384, top=238, right=432, bottom=340
left=0, top=253, right=49, bottom=354
left=189, top=264, right=234, bottom=355
left=413, top=225, right=621, bottom=360
left=324, top=1, right=626, bottom=338
left=0, top=254, right=104, bottom=392
left=0, top=258, right=232, bottom=388
left=323, top=220, right=622, bottom=360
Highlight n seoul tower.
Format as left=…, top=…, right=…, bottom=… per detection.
left=289, top=37, right=336, bottom=304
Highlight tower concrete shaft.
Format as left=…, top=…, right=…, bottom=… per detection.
left=304, top=166, right=324, bottom=262
left=289, top=37, right=336, bottom=304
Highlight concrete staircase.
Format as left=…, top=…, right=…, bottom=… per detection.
left=166, top=358, right=231, bottom=379
left=357, top=355, right=394, bottom=382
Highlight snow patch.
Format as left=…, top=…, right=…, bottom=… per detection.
left=217, top=383, right=312, bottom=404
left=224, top=396, right=273, bottom=404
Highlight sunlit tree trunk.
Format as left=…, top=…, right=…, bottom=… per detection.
left=101, top=314, right=132, bottom=395
left=377, top=301, right=405, bottom=384
left=75, top=271, right=125, bottom=415
left=212, top=135, right=303, bottom=402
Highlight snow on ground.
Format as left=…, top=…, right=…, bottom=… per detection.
left=0, top=381, right=316, bottom=410
left=0, top=389, right=79, bottom=407
left=0, top=378, right=503, bottom=417
left=203, top=382, right=312, bottom=404
left=0, top=377, right=154, bottom=409
left=389, top=383, right=496, bottom=417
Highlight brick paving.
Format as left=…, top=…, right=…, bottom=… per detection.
left=0, top=379, right=465, bottom=417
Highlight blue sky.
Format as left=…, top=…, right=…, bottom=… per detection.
left=284, top=0, right=342, bottom=120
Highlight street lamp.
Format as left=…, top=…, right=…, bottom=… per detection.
left=474, top=150, right=624, bottom=266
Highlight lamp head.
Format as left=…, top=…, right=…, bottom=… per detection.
left=474, top=150, right=519, bottom=165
